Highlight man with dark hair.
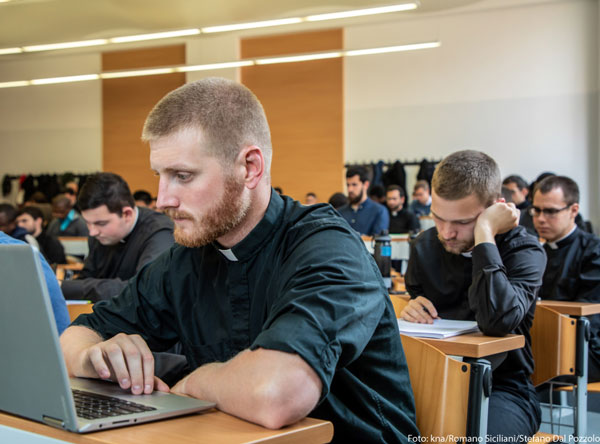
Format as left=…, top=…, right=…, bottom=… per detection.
left=60, top=172, right=174, bottom=302
left=0, top=203, right=28, bottom=241
left=368, top=184, right=386, bottom=205
left=409, top=180, right=431, bottom=217
left=502, top=175, right=533, bottom=230
left=304, top=192, right=318, bottom=205
left=328, top=192, right=348, bottom=209
left=133, top=190, right=153, bottom=208
left=386, top=185, right=419, bottom=234
left=60, top=78, right=418, bottom=442
left=47, top=194, right=89, bottom=237
left=16, top=206, right=66, bottom=265
left=338, top=166, right=389, bottom=236
left=533, top=176, right=600, bottom=382
left=401, top=150, right=546, bottom=440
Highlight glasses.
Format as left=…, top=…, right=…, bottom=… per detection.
left=528, top=204, right=572, bottom=218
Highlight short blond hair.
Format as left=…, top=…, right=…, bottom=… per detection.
left=432, top=150, right=501, bottom=206
left=142, top=77, right=272, bottom=171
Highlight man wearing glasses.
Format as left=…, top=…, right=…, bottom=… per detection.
left=533, top=175, right=600, bottom=382
left=400, top=150, right=546, bottom=441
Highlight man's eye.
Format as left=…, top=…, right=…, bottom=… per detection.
left=175, top=173, right=192, bottom=182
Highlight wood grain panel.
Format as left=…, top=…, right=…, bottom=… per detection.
left=241, top=30, right=344, bottom=204
left=102, top=45, right=185, bottom=196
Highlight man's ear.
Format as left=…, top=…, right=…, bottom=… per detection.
left=121, top=206, right=136, bottom=220
left=239, top=145, right=265, bottom=190
left=570, top=202, right=580, bottom=218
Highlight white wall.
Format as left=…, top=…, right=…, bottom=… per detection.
left=0, top=53, right=102, bottom=180
left=345, top=0, right=599, bottom=221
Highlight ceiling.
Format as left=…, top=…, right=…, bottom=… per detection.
left=0, top=0, right=483, bottom=50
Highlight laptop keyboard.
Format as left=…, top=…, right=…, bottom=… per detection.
left=72, top=389, right=157, bottom=420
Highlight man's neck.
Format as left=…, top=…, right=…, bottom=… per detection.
left=217, top=182, right=271, bottom=249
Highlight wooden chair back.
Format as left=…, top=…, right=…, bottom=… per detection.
left=401, top=334, right=470, bottom=439
left=530, top=304, right=577, bottom=386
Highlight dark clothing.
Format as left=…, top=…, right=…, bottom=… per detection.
left=538, top=227, right=600, bottom=382
left=408, top=200, right=431, bottom=218
left=62, top=207, right=174, bottom=302
left=383, top=160, right=407, bottom=193
left=416, top=159, right=436, bottom=186
left=36, top=230, right=66, bottom=265
left=73, top=191, right=419, bottom=443
left=47, top=211, right=89, bottom=237
left=9, top=226, right=28, bottom=242
left=338, top=198, right=390, bottom=236
left=388, top=207, right=420, bottom=234
left=405, top=226, right=546, bottom=439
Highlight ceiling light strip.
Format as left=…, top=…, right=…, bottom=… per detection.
left=201, top=18, right=302, bottom=33
left=0, top=41, right=439, bottom=88
left=0, top=2, right=419, bottom=55
left=23, top=39, right=109, bottom=53
left=111, top=29, right=200, bottom=44
left=345, top=41, right=440, bottom=56
left=306, top=3, right=418, bottom=22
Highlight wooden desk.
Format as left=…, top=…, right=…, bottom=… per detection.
left=537, top=300, right=600, bottom=317
left=0, top=411, right=333, bottom=444
left=420, top=332, right=525, bottom=359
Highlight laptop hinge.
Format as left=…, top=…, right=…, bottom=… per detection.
left=42, top=415, right=66, bottom=429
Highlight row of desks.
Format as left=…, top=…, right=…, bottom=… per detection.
left=3, top=301, right=598, bottom=442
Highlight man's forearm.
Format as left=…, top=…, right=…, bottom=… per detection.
left=60, top=325, right=104, bottom=377
left=177, top=348, right=321, bottom=429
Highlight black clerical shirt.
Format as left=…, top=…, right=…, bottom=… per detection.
left=405, top=226, right=546, bottom=382
left=73, top=190, right=419, bottom=443
left=62, top=207, right=174, bottom=301
left=539, top=227, right=600, bottom=378
left=388, top=207, right=420, bottom=234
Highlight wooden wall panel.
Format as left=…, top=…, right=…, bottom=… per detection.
left=241, top=29, right=344, bottom=204
left=102, top=45, right=185, bottom=196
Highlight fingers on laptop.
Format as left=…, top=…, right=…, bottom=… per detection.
left=400, top=296, right=438, bottom=324
left=87, top=333, right=156, bottom=395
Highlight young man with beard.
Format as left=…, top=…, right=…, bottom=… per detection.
left=338, top=166, right=389, bottom=236
left=60, top=78, right=418, bottom=443
left=16, top=206, right=66, bottom=265
left=401, top=150, right=546, bottom=441
left=60, top=173, right=174, bottom=301
left=386, top=185, right=420, bottom=234
left=532, top=175, right=600, bottom=382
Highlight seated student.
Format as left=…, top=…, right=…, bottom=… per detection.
left=0, top=203, right=29, bottom=241
left=401, top=150, right=546, bottom=441
left=60, top=173, right=174, bottom=302
left=46, top=194, right=89, bottom=237
left=0, top=231, right=69, bottom=334
left=133, top=190, right=153, bottom=208
left=16, top=206, right=66, bottom=265
left=533, top=176, right=600, bottom=382
left=386, top=185, right=420, bottom=234
left=338, top=166, right=389, bottom=236
left=304, top=192, right=318, bottom=205
left=328, top=192, right=348, bottom=210
left=408, top=180, right=432, bottom=217
left=60, top=78, right=418, bottom=443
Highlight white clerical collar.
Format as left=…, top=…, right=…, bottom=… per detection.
left=546, top=225, right=577, bottom=250
left=461, top=251, right=473, bottom=258
left=426, top=196, right=432, bottom=205
left=219, top=248, right=238, bottom=262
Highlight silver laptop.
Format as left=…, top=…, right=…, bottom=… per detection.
left=0, top=244, right=215, bottom=433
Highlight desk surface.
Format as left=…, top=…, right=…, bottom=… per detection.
left=419, top=332, right=525, bottom=358
left=537, top=300, right=600, bottom=317
left=0, top=411, right=333, bottom=444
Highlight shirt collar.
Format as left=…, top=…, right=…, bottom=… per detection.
left=546, top=224, right=577, bottom=250
left=215, top=188, right=283, bottom=262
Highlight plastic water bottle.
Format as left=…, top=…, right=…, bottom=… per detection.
left=374, top=230, right=392, bottom=290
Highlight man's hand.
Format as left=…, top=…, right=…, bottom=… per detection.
left=61, top=327, right=169, bottom=395
left=474, top=201, right=520, bottom=245
left=400, top=296, right=439, bottom=324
